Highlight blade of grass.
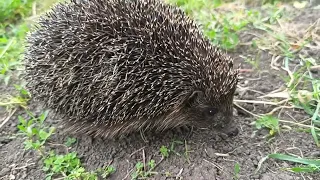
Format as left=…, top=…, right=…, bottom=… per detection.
left=269, top=153, right=320, bottom=166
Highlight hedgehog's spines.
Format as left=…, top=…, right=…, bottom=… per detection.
left=24, top=0, right=239, bottom=138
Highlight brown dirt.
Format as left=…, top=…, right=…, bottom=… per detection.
left=0, top=5, right=319, bottom=180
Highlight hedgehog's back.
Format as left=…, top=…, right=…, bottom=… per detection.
left=24, top=0, right=235, bottom=138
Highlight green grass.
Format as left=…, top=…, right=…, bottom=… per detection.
left=252, top=21, right=320, bottom=146
left=0, top=0, right=36, bottom=83
left=166, top=0, right=252, bottom=49
left=0, top=23, right=30, bottom=85
left=17, top=110, right=116, bottom=179
left=256, top=153, right=320, bottom=173
left=165, top=0, right=291, bottom=50
left=0, top=1, right=36, bottom=111
left=0, top=0, right=35, bottom=24
left=269, top=153, right=320, bottom=173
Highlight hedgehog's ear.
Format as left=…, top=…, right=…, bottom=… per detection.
left=186, top=91, right=203, bottom=107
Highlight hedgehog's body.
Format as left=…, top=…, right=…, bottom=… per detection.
left=24, top=0, right=239, bottom=138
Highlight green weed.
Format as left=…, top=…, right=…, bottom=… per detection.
left=169, top=140, right=184, bottom=156
left=43, top=150, right=116, bottom=179
left=43, top=151, right=93, bottom=180
left=159, top=141, right=184, bottom=159
left=17, top=110, right=54, bottom=152
left=233, top=163, right=240, bottom=180
left=255, top=115, right=280, bottom=136
left=0, top=84, right=30, bottom=110
left=131, top=142, right=186, bottom=179
left=160, top=145, right=169, bottom=158
left=64, top=137, right=77, bottom=147
left=131, top=160, right=157, bottom=180
left=166, top=0, right=292, bottom=50
left=43, top=151, right=116, bottom=180
left=160, top=140, right=193, bottom=164
left=240, top=53, right=261, bottom=70
left=99, top=166, right=116, bottom=179
left=0, top=94, right=28, bottom=109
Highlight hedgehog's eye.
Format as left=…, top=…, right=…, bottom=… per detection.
left=207, top=108, right=218, bottom=116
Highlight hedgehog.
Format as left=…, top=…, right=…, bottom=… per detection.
left=24, top=0, right=240, bottom=139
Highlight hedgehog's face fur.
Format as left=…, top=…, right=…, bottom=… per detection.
left=184, top=89, right=238, bottom=136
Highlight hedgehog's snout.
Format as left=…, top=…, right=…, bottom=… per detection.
left=212, top=110, right=239, bottom=137
left=221, top=123, right=239, bottom=137
left=227, top=127, right=239, bottom=137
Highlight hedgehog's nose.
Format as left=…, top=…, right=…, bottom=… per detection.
left=226, top=127, right=239, bottom=137
left=220, top=124, right=239, bottom=137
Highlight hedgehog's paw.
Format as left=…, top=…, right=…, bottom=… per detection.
left=175, top=125, right=194, bottom=139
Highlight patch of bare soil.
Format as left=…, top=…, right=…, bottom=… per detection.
left=0, top=6, right=319, bottom=180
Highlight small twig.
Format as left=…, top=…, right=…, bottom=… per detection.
left=214, top=153, right=230, bottom=157
left=0, top=108, right=17, bottom=129
left=145, top=157, right=164, bottom=174
left=284, top=111, right=298, bottom=122
left=176, top=168, right=184, bottom=178
left=297, top=118, right=311, bottom=125
left=281, top=66, right=295, bottom=88
left=122, top=169, right=134, bottom=180
left=304, top=18, right=320, bottom=34
left=227, top=145, right=244, bottom=155
left=53, top=176, right=67, bottom=180
left=267, top=105, right=293, bottom=115
left=129, top=146, right=146, bottom=157
left=12, top=162, right=35, bottom=170
left=238, top=69, right=254, bottom=73
left=234, top=102, right=320, bottom=130
left=238, top=87, right=266, bottom=96
left=142, top=149, right=146, bottom=172
left=203, top=159, right=224, bottom=173
left=279, top=119, right=320, bottom=130
left=233, top=103, right=261, bottom=118
left=310, top=65, right=320, bottom=71
left=32, top=1, right=37, bottom=16
left=47, top=142, right=69, bottom=154
left=104, top=159, right=114, bottom=167
left=234, top=99, right=281, bottom=105
left=257, top=87, right=287, bottom=99
left=184, top=140, right=191, bottom=164
left=284, top=147, right=304, bottom=158
left=270, top=55, right=282, bottom=70
left=122, top=160, right=134, bottom=180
